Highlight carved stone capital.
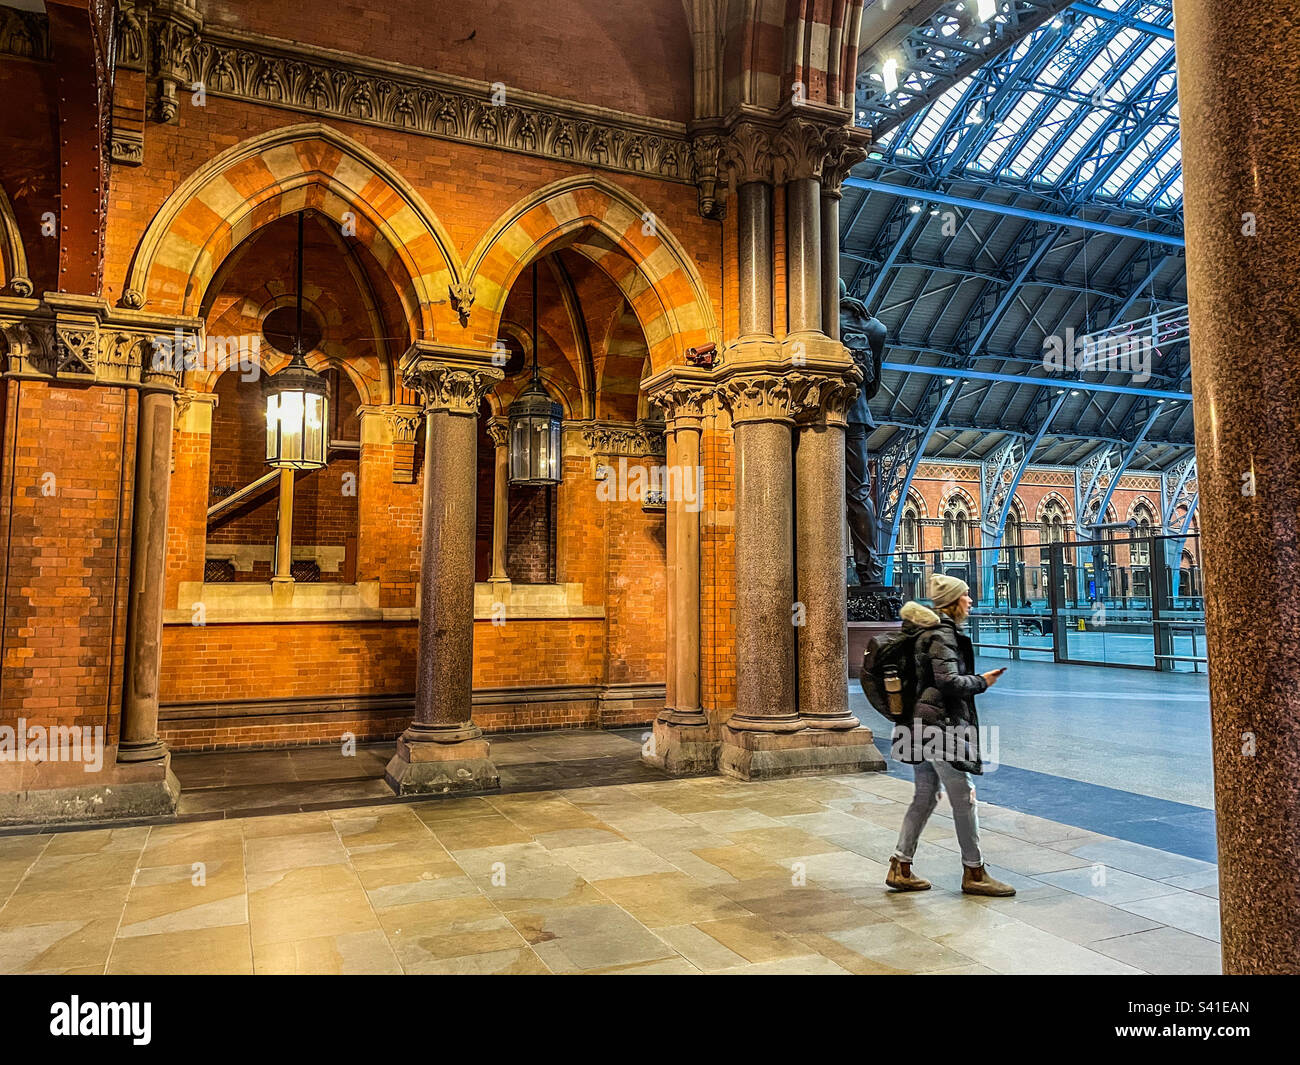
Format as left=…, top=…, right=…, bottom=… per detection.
left=788, top=368, right=861, bottom=427
left=400, top=345, right=502, bottom=416
left=486, top=416, right=509, bottom=449
left=716, top=373, right=796, bottom=425
left=647, top=379, right=714, bottom=429
left=721, top=122, right=775, bottom=186
left=772, top=115, right=829, bottom=183
left=822, top=125, right=870, bottom=197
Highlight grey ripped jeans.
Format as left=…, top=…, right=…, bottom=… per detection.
left=893, top=759, right=984, bottom=868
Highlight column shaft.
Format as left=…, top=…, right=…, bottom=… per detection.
left=119, top=390, right=175, bottom=761
left=737, top=181, right=773, bottom=337
left=413, top=408, right=478, bottom=734
left=673, top=419, right=702, bottom=716
left=795, top=418, right=858, bottom=728
left=662, top=425, right=678, bottom=715
left=273, top=467, right=293, bottom=583
left=821, top=190, right=841, bottom=340
left=1176, top=0, right=1300, bottom=973
left=489, top=419, right=509, bottom=583
left=730, top=417, right=800, bottom=730
left=785, top=176, right=822, bottom=334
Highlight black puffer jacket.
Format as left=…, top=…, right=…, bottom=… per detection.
left=891, top=602, right=987, bottom=774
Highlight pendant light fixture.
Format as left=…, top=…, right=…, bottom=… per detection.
left=507, top=260, right=563, bottom=485
left=264, top=211, right=329, bottom=470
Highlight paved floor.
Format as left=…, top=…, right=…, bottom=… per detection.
left=0, top=771, right=1220, bottom=975
left=0, top=659, right=1221, bottom=974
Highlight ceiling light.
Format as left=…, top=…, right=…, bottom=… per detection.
left=908, top=202, right=922, bottom=213
left=882, top=57, right=900, bottom=95
left=977, top=0, right=996, bottom=20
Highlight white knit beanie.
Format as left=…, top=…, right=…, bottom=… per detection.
left=929, top=573, right=970, bottom=609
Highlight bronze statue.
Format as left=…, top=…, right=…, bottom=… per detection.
left=840, top=278, right=888, bottom=590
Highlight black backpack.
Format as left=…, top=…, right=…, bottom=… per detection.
left=860, top=629, right=927, bottom=723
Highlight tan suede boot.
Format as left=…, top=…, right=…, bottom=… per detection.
left=961, top=864, right=1016, bottom=897
left=886, top=856, right=931, bottom=892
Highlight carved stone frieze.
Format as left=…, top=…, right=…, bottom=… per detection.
left=111, top=130, right=146, bottom=167
left=577, top=421, right=666, bottom=457
left=148, top=24, right=703, bottom=197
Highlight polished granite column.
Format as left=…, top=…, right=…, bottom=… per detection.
left=1176, top=0, right=1300, bottom=974
left=643, top=369, right=715, bottom=773
left=386, top=344, right=503, bottom=794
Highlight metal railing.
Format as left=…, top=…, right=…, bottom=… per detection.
left=879, top=533, right=1205, bottom=671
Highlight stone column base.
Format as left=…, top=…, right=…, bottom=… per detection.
left=643, top=718, right=717, bottom=776
left=718, top=724, right=886, bottom=781
left=384, top=733, right=500, bottom=795
left=0, top=756, right=180, bottom=826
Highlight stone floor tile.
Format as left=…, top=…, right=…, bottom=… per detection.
left=250, top=883, right=380, bottom=947
left=0, top=917, right=121, bottom=973
left=1117, top=889, right=1222, bottom=942
left=1089, top=925, right=1222, bottom=975
left=1035, top=864, right=1185, bottom=906
left=106, top=925, right=253, bottom=975
left=989, top=892, right=1161, bottom=944
left=514, top=903, right=677, bottom=973
left=243, top=831, right=350, bottom=874
left=549, top=840, right=677, bottom=881
left=594, top=871, right=750, bottom=927
left=253, top=929, right=404, bottom=975
left=1063, top=838, right=1217, bottom=881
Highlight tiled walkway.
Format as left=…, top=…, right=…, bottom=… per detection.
left=0, top=771, right=1221, bottom=974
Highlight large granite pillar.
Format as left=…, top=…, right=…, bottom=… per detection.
left=386, top=344, right=503, bottom=794
left=1175, top=0, right=1300, bottom=973
left=643, top=370, right=715, bottom=773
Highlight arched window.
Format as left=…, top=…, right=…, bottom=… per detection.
left=942, top=498, right=969, bottom=559
left=1004, top=511, right=1021, bottom=557
left=1040, top=498, right=1068, bottom=544
left=900, top=503, right=920, bottom=552
left=1130, top=503, right=1155, bottom=566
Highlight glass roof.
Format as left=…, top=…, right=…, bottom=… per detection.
left=874, top=1, right=1181, bottom=215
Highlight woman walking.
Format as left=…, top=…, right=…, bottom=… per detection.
left=885, top=573, right=1016, bottom=897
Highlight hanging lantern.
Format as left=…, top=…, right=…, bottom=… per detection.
left=507, top=261, right=562, bottom=485
left=265, top=350, right=329, bottom=469
left=264, top=211, right=329, bottom=470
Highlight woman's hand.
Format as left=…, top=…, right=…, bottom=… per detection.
left=981, top=668, right=1006, bottom=687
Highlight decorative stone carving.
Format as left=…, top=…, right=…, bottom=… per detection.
left=150, top=2, right=203, bottom=123
left=578, top=421, right=666, bottom=457
left=689, top=133, right=726, bottom=219
left=9, top=276, right=33, bottom=298
left=721, top=122, right=775, bottom=186
left=0, top=318, right=55, bottom=376
left=386, top=407, right=424, bottom=444
left=111, top=130, right=145, bottom=167
left=648, top=381, right=714, bottom=425
left=485, top=417, right=508, bottom=449
left=121, top=288, right=146, bottom=310
left=772, top=116, right=829, bottom=183
left=403, top=363, right=502, bottom=416
left=449, top=281, right=475, bottom=326
left=716, top=374, right=795, bottom=424
left=0, top=6, right=51, bottom=61
left=115, top=1, right=149, bottom=71
left=788, top=368, right=861, bottom=426
left=54, top=323, right=98, bottom=378
left=151, top=25, right=698, bottom=189
left=822, top=125, right=870, bottom=198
